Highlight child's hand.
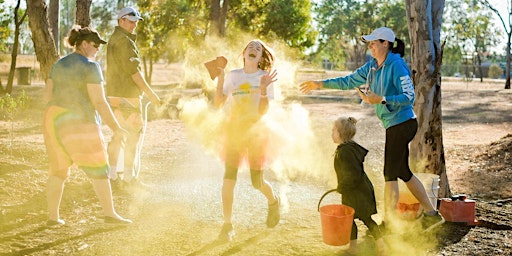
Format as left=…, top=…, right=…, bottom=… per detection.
left=260, top=69, right=277, bottom=91
left=217, top=67, right=225, bottom=79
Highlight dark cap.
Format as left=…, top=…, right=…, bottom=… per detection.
left=77, top=27, right=107, bottom=45
left=83, top=31, right=107, bottom=45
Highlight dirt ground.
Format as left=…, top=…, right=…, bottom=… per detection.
left=0, top=77, right=511, bottom=256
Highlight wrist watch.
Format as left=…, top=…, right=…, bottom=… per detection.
left=381, top=96, right=387, bottom=105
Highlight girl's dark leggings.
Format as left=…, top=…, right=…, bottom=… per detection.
left=350, top=216, right=382, bottom=240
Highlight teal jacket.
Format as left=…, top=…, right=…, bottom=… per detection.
left=323, top=52, right=416, bottom=129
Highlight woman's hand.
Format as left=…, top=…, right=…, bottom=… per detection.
left=299, top=81, right=321, bottom=94
left=356, top=88, right=384, bottom=104
left=260, top=69, right=278, bottom=93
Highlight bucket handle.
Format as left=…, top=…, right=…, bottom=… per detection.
left=317, top=189, right=340, bottom=212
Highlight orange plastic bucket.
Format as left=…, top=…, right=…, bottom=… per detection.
left=317, top=189, right=355, bottom=246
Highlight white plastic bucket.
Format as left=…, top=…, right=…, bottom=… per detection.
left=416, top=173, right=440, bottom=210
left=397, top=173, right=440, bottom=218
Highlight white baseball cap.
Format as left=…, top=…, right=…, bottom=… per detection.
left=361, top=27, right=395, bottom=43
left=117, top=7, right=144, bottom=21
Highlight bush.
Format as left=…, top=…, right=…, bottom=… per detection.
left=488, top=64, right=503, bottom=79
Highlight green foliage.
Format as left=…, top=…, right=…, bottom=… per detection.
left=443, top=0, right=499, bottom=63
left=488, top=63, right=503, bottom=79
left=0, top=90, right=30, bottom=120
left=260, top=0, right=316, bottom=52
left=441, top=45, right=464, bottom=76
left=137, top=0, right=207, bottom=64
left=313, top=0, right=408, bottom=68
left=0, top=0, right=13, bottom=53
left=227, top=0, right=316, bottom=54
left=0, top=90, right=30, bottom=148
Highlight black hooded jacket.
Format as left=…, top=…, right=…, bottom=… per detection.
left=334, top=140, right=377, bottom=219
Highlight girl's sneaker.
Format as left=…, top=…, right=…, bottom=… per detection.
left=266, top=196, right=280, bottom=228
left=218, top=223, right=235, bottom=242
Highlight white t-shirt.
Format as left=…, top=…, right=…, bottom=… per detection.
left=223, top=68, right=274, bottom=122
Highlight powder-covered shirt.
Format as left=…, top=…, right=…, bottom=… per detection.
left=323, top=52, right=416, bottom=129
left=48, top=52, right=103, bottom=123
left=106, top=26, right=142, bottom=98
left=222, top=68, right=274, bottom=124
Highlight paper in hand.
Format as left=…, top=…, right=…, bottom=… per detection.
left=204, top=56, right=228, bottom=80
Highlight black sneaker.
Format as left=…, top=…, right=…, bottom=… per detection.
left=421, top=211, right=445, bottom=232
left=266, top=196, right=280, bottom=228
left=218, top=223, right=235, bottom=242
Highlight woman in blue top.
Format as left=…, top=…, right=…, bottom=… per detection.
left=300, top=27, right=444, bottom=232
left=43, top=26, right=131, bottom=226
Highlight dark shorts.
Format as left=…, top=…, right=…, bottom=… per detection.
left=383, top=119, right=418, bottom=182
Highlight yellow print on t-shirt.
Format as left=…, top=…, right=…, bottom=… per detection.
left=230, top=82, right=259, bottom=124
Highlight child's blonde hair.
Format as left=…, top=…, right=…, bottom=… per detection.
left=334, top=117, right=358, bottom=142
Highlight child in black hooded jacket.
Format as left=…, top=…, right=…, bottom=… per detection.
left=332, top=116, right=385, bottom=255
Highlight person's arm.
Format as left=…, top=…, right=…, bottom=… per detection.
left=214, top=68, right=226, bottom=108
left=131, top=71, right=161, bottom=106
left=259, top=69, right=277, bottom=114
left=299, top=80, right=323, bottom=94
left=87, top=83, right=124, bottom=132
left=301, top=63, right=373, bottom=95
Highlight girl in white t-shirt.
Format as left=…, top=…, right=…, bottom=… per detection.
left=214, top=40, right=279, bottom=241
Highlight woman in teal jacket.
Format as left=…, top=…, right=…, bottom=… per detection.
left=300, top=27, right=444, bottom=232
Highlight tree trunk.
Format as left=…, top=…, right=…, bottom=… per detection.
left=219, top=0, right=229, bottom=37
left=406, top=0, right=451, bottom=198
left=26, top=0, right=59, bottom=81
left=506, top=33, right=511, bottom=89
left=5, top=0, right=27, bottom=94
left=76, top=0, right=92, bottom=27
left=209, top=0, right=228, bottom=37
left=48, top=0, right=59, bottom=51
left=209, top=0, right=221, bottom=37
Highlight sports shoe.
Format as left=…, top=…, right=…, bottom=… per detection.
left=266, top=196, right=280, bottom=228
left=46, top=219, right=65, bottom=226
left=104, top=216, right=133, bottom=225
left=218, top=223, right=235, bottom=242
left=421, top=211, right=445, bottom=232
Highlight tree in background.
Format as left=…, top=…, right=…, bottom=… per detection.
left=0, top=0, right=11, bottom=53
left=313, top=0, right=407, bottom=70
left=444, top=0, right=498, bottom=82
left=406, top=0, right=450, bottom=198
left=262, top=0, right=316, bottom=52
left=479, top=0, right=512, bottom=89
left=136, top=0, right=207, bottom=84
left=209, top=0, right=228, bottom=37
left=4, top=0, right=26, bottom=94
left=26, top=0, right=59, bottom=81
left=76, top=0, right=92, bottom=27
left=48, top=0, right=58, bottom=50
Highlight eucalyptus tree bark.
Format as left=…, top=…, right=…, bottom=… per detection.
left=26, top=0, right=59, bottom=81
left=76, top=0, right=92, bottom=27
left=405, top=0, right=451, bottom=197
